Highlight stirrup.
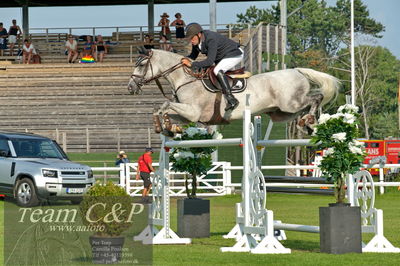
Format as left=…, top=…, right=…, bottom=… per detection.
left=225, top=98, right=239, bottom=111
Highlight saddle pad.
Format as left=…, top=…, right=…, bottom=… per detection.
left=201, top=78, right=247, bottom=94
left=230, top=71, right=252, bottom=79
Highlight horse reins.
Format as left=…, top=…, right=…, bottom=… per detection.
left=130, top=51, right=206, bottom=101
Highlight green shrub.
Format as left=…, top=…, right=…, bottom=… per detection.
left=80, top=181, right=134, bottom=237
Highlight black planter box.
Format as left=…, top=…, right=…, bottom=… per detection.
left=177, top=198, right=210, bottom=238
left=319, top=204, right=362, bottom=254
left=90, top=235, right=125, bottom=264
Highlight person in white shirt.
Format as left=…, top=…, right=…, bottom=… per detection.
left=65, top=35, right=78, bottom=63
left=22, top=39, right=37, bottom=64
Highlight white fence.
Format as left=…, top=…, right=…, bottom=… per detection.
left=91, top=161, right=400, bottom=196
left=92, top=161, right=233, bottom=197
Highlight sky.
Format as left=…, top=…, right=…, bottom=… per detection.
left=0, top=0, right=398, bottom=59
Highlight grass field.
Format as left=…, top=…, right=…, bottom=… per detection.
left=3, top=120, right=398, bottom=264
left=1, top=191, right=400, bottom=265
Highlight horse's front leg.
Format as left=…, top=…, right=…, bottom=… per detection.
left=160, top=102, right=202, bottom=135
left=153, top=101, right=170, bottom=133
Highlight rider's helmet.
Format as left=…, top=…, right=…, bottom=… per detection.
left=185, top=23, right=203, bottom=40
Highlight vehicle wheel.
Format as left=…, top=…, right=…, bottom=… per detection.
left=15, top=178, right=40, bottom=207
left=70, top=199, right=82, bottom=205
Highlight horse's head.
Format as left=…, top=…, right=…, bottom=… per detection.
left=128, top=46, right=154, bottom=95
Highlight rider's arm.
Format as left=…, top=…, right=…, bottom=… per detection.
left=191, top=37, right=217, bottom=69
left=187, top=45, right=199, bottom=60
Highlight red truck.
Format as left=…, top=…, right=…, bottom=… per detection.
left=362, top=139, right=400, bottom=175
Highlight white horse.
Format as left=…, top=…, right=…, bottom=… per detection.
left=128, top=48, right=340, bottom=134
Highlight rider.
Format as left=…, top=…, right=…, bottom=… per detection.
left=181, top=23, right=242, bottom=111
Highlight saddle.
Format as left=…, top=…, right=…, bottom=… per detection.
left=201, top=66, right=252, bottom=94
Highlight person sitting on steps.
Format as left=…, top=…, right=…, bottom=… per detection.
left=181, top=23, right=242, bottom=111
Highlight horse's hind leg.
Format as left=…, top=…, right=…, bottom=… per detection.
left=298, top=94, right=323, bottom=132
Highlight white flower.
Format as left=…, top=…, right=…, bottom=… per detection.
left=331, top=113, right=344, bottom=120
left=353, top=140, right=364, bottom=147
left=213, top=132, right=223, bottom=139
left=180, top=151, right=195, bottom=158
left=343, top=113, right=355, bottom=124
left=338, top=104, right=359, bottom=114
left=312, top=127, right=318, bottom=136
left=349, top=142, right=364, bottom=155
left=332, top=132, right=347, bottom=142
left=174, top=134, right=182, bottom=139
left=198, top=128, right=208, bottom=135
left=174, top=151, right=195, bottom=159
left=185, top=127, right=199, bottom=138
left=323, top=148, right=335, bottom=157
left=318, top=113, right=331, bottom=124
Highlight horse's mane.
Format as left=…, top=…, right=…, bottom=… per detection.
left=151, top=49, right=185, bottom=62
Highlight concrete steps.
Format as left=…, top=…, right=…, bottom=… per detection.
left=0, top=63, right=168, bottom=152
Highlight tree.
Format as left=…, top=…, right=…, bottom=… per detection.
left=236, top=0, right=385, bottom=68
left=332, top=46, right=400, bottom=139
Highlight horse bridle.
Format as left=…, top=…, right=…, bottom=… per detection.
left=130, top=50, right=204, bottom=100
left=130, top=50, right=187, bottom=99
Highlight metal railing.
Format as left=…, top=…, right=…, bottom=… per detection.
left=28, top=23, right=244, bottom=42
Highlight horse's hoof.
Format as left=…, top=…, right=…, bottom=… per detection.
left=162, top=129, right=175, bottom=138
left=163, top=113, right=172, bottom=131
left=298, top=119, right=306, bottom=127
left=171, top=124, right=183, bottom=133
left=153, top=114, right=162, bottom=133
left=154, top=127, right=162, bottom=134
left=306, top=115, right=315, bottom=125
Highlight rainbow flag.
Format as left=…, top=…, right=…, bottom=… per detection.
left=80, top=55, right=95, bottom=63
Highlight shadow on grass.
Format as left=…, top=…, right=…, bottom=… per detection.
left=283, top=239, right=320, bottom=252
left=210, top=232, right=228, bottom=237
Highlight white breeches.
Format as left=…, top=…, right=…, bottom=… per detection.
left=213, top=48, right=244, bottom=75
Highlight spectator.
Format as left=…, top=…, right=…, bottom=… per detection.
left=81, top=35, right=95, bottom=58
left=7, top=19, right=22, bottom=56
left=170, top=13, right=186, bottom=40
left=65, top=34, right=78, bottom=63
left=0, top=22, right=8, bottom=56
left=158, top=13, right=171, bottom=40
left=94, top=35, right=108, bottom=63
left=136, top=147, right=155, bottom=203
left=143, top=34, right=154, bottom=49
left=115, top=150, right=130, bottom=166
left=159, top=34, right=174, bottom=52
left=22, top=39, right=39, bottom=64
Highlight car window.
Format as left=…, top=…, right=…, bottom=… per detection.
left=11, top=138, right=65, bottom=159
left=0, top=139, right=11, bottom=156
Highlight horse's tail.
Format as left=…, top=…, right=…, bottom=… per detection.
left=295, top=68, right=340, bottom=106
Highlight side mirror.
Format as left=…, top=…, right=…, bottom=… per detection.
left=0, top=150, right=9, bottom=157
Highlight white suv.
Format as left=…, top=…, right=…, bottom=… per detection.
left=0, top=131, right=94, bottom=206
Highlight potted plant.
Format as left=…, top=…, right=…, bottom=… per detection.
left=80, top=181, right=135, bottom=264
left=311, top=104, right=366, bottom=254
left=169, top=124, right=220, bottom=238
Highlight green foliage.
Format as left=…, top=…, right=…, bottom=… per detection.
left=80, top=181, right=134, bottom=236
left=311, top=104, right=366, bottom=203
left=236, top=5, right=275, bottom=27
left=332, top=46, right=400, bottom=139
left=237, top=0, right=385, bottom=69
left=169, top=124, right=217, bottom=198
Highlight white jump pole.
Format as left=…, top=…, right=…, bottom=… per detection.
left=134, top=135, right=191, bottom=245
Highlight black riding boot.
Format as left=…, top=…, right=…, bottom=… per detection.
left=216, top=71, right=239, bottom=111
